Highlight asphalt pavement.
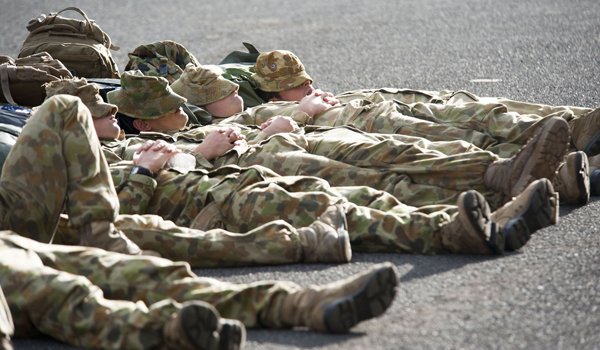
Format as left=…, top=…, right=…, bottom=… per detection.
left=2, top=0, right=599, bottom=349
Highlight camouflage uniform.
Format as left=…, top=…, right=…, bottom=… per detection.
left=0, top=232, right=320, bottom=348
left=100, top=69, right=484, bottom=254
left=245, top=51, right=593, bottom=158
left=106, top=123, right=503, bottom=209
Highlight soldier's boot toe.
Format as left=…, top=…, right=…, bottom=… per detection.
left=552, top=151, right=590, bottom=205
left=492, top=178, right=558, bottom=250
left=218, top=319, right=246, bottom=350
left=163, top=301, right=222, bottom=350
left=298, top=204, right=352, bottom=263
left=484, top=117, right=569, bottom=198
left=279, top=262, right=398, bottom=333
left=440, top=190, right=505, bottom=254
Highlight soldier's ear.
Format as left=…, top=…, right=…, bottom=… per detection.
left=132, top=119, right=152, bottom=132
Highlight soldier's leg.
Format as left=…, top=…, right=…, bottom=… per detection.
left=2, top=232, right=392, bottom=333
left=0, top=95, right=118, bottom=241
left=0, top=285, right=13, bottom=350
left=0, top=96, right=140, bottom=254
left=335, top=87, right=442, bottom=104
left=0, top=233, right=226, bottom=349
left=53, top=213, right=308, bottom=267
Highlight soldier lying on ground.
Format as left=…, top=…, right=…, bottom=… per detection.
left=103, top=69, right=584, bottom=209
left=0, top=94, right=400, bottom=349
left=47, top=77, right=560, bottom=257
left=214, top=49, right=598, bottom=204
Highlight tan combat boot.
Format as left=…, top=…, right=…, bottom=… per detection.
left=297, top=205, right=352, bottom=263
left=552, top=151, right=590, bottom=205
left=79, top=221, right=143, bottom=255
left=163, top=301, right=245, bottom=350
left=439, top=190, right=505, bottom=254
left=570, top=107, right=600, bottom=155
left=484, top=117, right=569, bottom=199
left=276, top=262, right=397, bottom=333
left=491, top=179, right=559, bottom=251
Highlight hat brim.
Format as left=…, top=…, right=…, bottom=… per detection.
left=107, top=88, right=187, bottom=119
left=251, top=70, right=312, bottom=92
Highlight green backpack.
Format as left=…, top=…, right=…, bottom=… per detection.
left=218, top=42, right=266, bottom=109
left=18, top=7, right=120, bottom=79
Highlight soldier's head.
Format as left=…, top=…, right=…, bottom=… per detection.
left=44, top=77, right=122, bottom=140
left=252, top=50, right=314, bottom=102
left=171, top=63, right=243, bottom=118
left=107, top=70, right=188, bottom=134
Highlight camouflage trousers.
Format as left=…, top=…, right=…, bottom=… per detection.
left=210, top=127, right=502, bottom=209
left=111, top=162, right=461, bottom=254
left=335, top=88, right=592, bottom=157
left=0, top=232, right=302, bottom=349
left=0, top=95, right=119, bottom=242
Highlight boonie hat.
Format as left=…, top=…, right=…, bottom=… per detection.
left=251, top=50, right=312, bottom=92
left=171, top=63, right=238, bottom=106
left=107, top=70, right=187, bottom=120
left=44, top=77, right=117, bottom=119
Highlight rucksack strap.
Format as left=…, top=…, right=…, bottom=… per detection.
left=0, top=64, right=17, bottom=106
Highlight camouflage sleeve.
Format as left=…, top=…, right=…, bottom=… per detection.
left=110, top=161, right=157, bottom=214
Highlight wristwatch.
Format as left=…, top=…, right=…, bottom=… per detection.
left=130, top=165, right=155, bottom=178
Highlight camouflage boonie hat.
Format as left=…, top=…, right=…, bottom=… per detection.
left=107, top=70, right=187, bottom=120
left=171, top=63, right=239, bottom=106
left=251, top=50, right=312, bottom=92
left=44, top=77, right=117, bottom=119
left=124, top=40, right=201, bottom=83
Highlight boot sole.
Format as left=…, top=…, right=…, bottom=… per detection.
left=512, top=118, right=569, bottom=197
left=569, top=151, right=590, bottom=205
left=519, top=179, right=558, bottom=234
left=502, top=217, right=531, bottom=251
left=323, top=263, right=398, bottom=333
left=180, top=302, right=221, bottom=350
left=218, top=320, right=246, bottom=350
left=460, top=191, right=504, bottom=254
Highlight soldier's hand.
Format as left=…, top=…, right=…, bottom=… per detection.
left=133, top=140, right=179, bottom=173
left=192, top=128, right=246, bottom=160
left=298, top=89, right=336, bottom=117
left=260, top=116, right=299, bottom=136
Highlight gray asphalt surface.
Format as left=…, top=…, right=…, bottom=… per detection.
left=2, top=0, right=600, bottom=349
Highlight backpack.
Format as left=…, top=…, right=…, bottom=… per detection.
left=0, top=52, right=73, bottom=107
left=18, top=7, right=120, bottom=79
left=218, top=42, right=266, bottom=109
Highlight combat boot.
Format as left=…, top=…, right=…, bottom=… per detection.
left=491, top=179, right=558, bottom=251
left=552, top=151, right=590, bottom=205
left=163, top=301, right=245, bottom=350
left=276, top=262, right=397, bottom=333
left=484, top=117, right=569, bottom=199
left=570, top=107, right=600, bottom=155
left=297, top=205, right=352, bottom=263
left=439, top=190, right=505, bottom=254
left=79, top=221, right=142, bottom=255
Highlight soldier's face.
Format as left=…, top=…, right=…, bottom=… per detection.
left=204, top=90, right=244, bottom=118
left=278, top=80, right=314, bottom=102
left=93, top=112, right=121, bottom=140
left=146, top=107, right=189, bottom=132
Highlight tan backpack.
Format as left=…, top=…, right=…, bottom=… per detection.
left=18, top=7, right=120, bottom=79
left=0, top=52, right=73, bottom=107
